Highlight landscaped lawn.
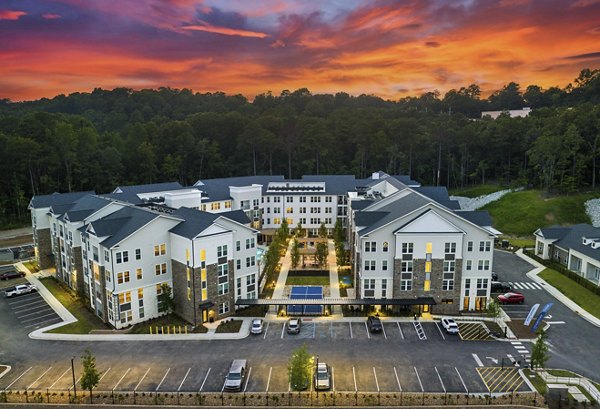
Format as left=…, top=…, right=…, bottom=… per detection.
left=39, top=277, right=109, bottom=334
left=129, top=313, right=207, bottom=334
left=483, top=190, right=597, bottom=236
left=450, top=184, right=508, bottom=198
left=22, top=260, right=40, bottom=272
left=539, top=268, right=600, bottom=319
left=285, top=276, right=330, bottom=286
left=215, top=319, right=243, bottom=333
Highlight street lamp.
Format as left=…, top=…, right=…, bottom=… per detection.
left=71, top=356, right=77, bottom=398
left=315, top=354, right=319, bottom=397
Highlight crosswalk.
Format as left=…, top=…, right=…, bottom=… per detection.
left=509, top=281, right=543, bottom=290
left=510, top=341, right=531, bottom=367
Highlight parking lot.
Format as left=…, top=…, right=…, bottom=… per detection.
left=0, top=290, right=62, bottom=331
left=0, top=358, right=529, bottom=394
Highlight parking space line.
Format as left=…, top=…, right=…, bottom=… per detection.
left=3, top=367, right=32, bottom=390
left=381, top=323, right=387, bottom=339
left=24, top=317, right=62, bottom=328
left=27, top=366, right=52, bottom=390
left=69, top=375, right=82, bottom=391
left=332, top=367, right=335, bottom=391
left=22, top=312, right=56, bottom=323
left=434, top=367, right=445, bottom=393
left=372, top=367, right=379, bottom=392
left=156, top=368, right=170, bottom=391
left=199, top=368, right=211, bottom=392
left=98, top=367, right=111, bottom=383
left=112, top=368, right=131, bottom=390
left=501, top=371, right=521, bottom=392
left=330, top=322, right=334, bottom=338
left=134, top=368, right=151, bottom=391
left=11, top=300, right=45, bottom=309
left=397, top=322, right=404, bottom=339
left=221, top=380, right=226, bottom=392
left=435, top=323, right=446, bottom=340
left=49, top=368, right=70, bottom=390
left=352, top=367, right=357, bottom=392
left=472, top=353, right=484, bottom=367
left=312, top=323, right=315, bottom=338
left=505, top=373, right=525, bottom=392
left=15, top=305, right=52, bottom=318
left=8, top=294, right=40, bottom=304
left=265, top=367, right=272, bottom=392
left=455, top=367, right=468, bottom=393
left=393, top=367, right=402, bottom=391
left=414, top=367, right=423, bottom=392
left=244, top=367, right=252, bottom=392
left=263, top=322, right=269, bottom=339
left=280, top=323, right=285, bottom=339
left=349, top=322, right=353, bottom=338
left=364, top=322, right=370, bottom=339
left=177, top=368, right=191, bottom=391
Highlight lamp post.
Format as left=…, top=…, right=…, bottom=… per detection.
left=71, top=356, right=77, bottom=398
left=315, top=354, right=319, bottom=397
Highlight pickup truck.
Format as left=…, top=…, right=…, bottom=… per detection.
left=4, top=284, right=37, bottom=298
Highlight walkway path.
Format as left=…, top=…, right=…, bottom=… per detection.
left=271, top=239, right=294, bottom=299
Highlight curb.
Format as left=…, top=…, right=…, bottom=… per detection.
left=0, top=365, right=11, bottom=379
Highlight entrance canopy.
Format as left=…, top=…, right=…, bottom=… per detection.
left=235, top=297, right=436, bottom=306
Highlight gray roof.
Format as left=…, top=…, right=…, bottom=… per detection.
left=112, top=182, right=183, bottom=194
left=169, top=207, right=250, bottom=239
left=391, top=175, right=421, bottom=186
left=196, top=176, right=285, bottom=201
left=551, top=224, right=600, bottom=261
left=455, top=211, right=493, bottom=227
left=414, top=187, right=461, bottom=210
left=357, top=192, right=431, bottom=236
left=537, top=226, right=571, bottom=240
left=354, top=211, right=388, bottom=227
left=86, top=206, right=163, bottom=248
left=30, top=191, right=94, bottom=209
left=59, top=195, right=113, bottom=222
left=351, top=200, right=374, bottom=211
left=300, top=175, right=362, bottom=195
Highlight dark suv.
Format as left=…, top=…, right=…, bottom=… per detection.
left=0, top=270, right=25, bottom=280
left=367, top=316, right=382, bottom=333
left=491, top=281, right=511, bottom=293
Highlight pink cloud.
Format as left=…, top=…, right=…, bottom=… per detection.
left=42, top=13, right=62, bottom=20
left=181, top=22, right=269, bottom=38
left=0, top=10, right=26, bottom=20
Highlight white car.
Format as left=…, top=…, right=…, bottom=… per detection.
left=440, top=317, right=459, bottom=334
left=250, top=319, right=263, bottom=335
left=314, top=362, right=331, bottom=390
left=4, top=284, right=37, bottom=298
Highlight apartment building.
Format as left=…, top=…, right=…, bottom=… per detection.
left=534, top=224, right=600, bottom=287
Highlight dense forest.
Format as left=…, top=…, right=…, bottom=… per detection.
left=1, top=68, right=600, bottom=227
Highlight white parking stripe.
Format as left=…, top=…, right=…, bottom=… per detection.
left=8, top=294, right=40, bottom=304
left=381, top=323, right=387, bottom=339
left=364, top=322, right=370, bottom=339
left=69, top=375, right=82, bottom=391
left=331, top=367, right=335, bottom=391
left=265, top=367, right=272, bottom=392
left=349, top=322, right=353, bottom=338
left=434, top=367, right=445, bottom=393
left=27, top=366, right=52, bottom=390
left=98, top=367, right=111, bottom=383
left=455, top=367, right=468, bottom=393
left=49, top=368, right=70, bottom=390
left=414, top=367, right=424, bottom=392
left=393, top=367, right=402, bottom=391
left=22, top=312, right=56, bottom=323
left=11, top=300, right=45, bottom=310
left=134, top=368, right=151, bottom=391
left=472, top=353, right=484, bottom=367
left=177, top=368, right=191, bottom=391
left=199, top=368, right=211, bottom=392
left=24, top=317, right=62, bottom=328
left=243, top=367, right=252, bottom=392
left=15, top=305, right=52, bottom=318
left=352, top=367, right=357, bottom=392
left=263, top=322, right=269, bottom=339
left=372, top=367, right=379, bottom=392
left=155, top=368, right=170, bottom=391
left=3, top=367, right=32, bottom=390
left=397, top=322, right=404, bottom=339
left=280, top=323, right=285, bottom=339
left=435, top=322, right=446, bottom=340
left=112, top=368, right=131, bottom=390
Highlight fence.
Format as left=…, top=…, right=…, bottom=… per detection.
left=523, top=249, right=600, bottom=296
left=0, top=389, right=547, bottom=407
left=542, top=375, right=600, bottom=403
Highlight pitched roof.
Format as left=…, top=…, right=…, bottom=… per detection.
left=112, top=182, right=183, bottom=194
left=354, top=211, right=388, bottom=227
left=391, top=175, right=421, bottom=186
left=537, top=226, right=571, bottom=240
left=170, top=207, right=253, bottom=240
left=196, top=175, right=285, bottom=201
left=413, top=186, right=461, bottom=210
left=351, top=200, right=374, bottom=211
left=30, top=191, right=95, bottom=209
left=357, top=192, right=430, bottom=236
left=220, top=209, right=251, bottom=225
left=59, top=195, right=113, bottom=222
left=455, top=211, right=493, bottom=227
left=86, top=206, right=163, bottom=248
left=552, top=224, right=600, bottom=261
left=300, top=175, right=361, bottom=195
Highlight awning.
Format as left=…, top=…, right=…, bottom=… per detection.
left=199, top=301, right=214, bottom=309
left=235, top=297, right=436, bottom=306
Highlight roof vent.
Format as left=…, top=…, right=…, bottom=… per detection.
left=592, top=240, right=600, bottom=249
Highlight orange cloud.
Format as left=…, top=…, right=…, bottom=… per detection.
left=181, top=22, right=269, bottom=38
left=0, top=10, right=26, bottom=20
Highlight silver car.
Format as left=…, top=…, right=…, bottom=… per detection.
left=251, top=319, right=263, bottom=335
left=224, top=359, right=247, bottom=391
left=287, top=318, right=301, bottom=334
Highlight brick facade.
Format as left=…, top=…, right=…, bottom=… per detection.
left=172, top=259, right=198, bottom=326
left=206, top=259, right=235, bottom=321
left=36, top=228, right=53, bottom=269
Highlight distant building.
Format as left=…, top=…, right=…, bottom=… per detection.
left=481, top=107, right=531, bottom=119
left=534, top=224, right=600, bottom=287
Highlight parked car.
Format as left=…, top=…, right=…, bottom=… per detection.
left=224, top=359, right=247, bottom=392
left=497, top=292, right=525, bottom=305
left=491, top=272, right=499, bottom=281
left=440, top=317, right=459, bottom=334
left=314, top=362, right=331, bottom=390
left=491, top=281, right=512, bottom=293
left=0, top=270, right=25, bottom=280
left=4, top=284, right=36, bottom=298
left=367, top=316, right=383, bottom=333
left=287, top=318, right=301, bottom=334
left=251, top=319, right=263, bottom=335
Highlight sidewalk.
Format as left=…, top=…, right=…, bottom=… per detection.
left=515, top=249, right=600, bottom=328
left=538, top=370, right=600, bottom=402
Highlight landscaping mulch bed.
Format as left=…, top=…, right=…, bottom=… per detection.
left=507, top=319, right=539, bottom=339
left=215, top=319, right=243, bottom=333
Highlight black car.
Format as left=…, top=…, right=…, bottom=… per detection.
left=0, top=270, right=25, bottom=280
left=367, top=316, right=383, bottom=333
left=491, top=281, right=512, bottom=293
left=491, top=272, right=499, bottom=281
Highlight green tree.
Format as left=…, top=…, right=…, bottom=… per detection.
left=288, top=344, right=313, bottom=391
left=486, top=299, right=502, bottom=324
left=316, top=242, right=328, bottom=268
left=158, top=283, right=175, bottom=313
left=277, top=219, right=289, bottom=241
left=291, top=238, right=300, bottom=269
left=530, top=329, right=550, bottom=369
left=80, top=349, right=100, bottom=403
left=295, top=222, right=305, bottom=238
left=333, top=219, right=344, bottom=244
left=335, top=242, right=346, bottom=268
left=318, top=222, right=328, bottom=239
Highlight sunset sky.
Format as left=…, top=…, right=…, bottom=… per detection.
left=1, top=0, right=599, bottom=101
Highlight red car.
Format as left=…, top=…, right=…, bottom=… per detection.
left=498, top=292, right=525, bottom=304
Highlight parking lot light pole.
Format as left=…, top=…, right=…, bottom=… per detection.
left=71, top=356, right=77, bottom=398
left=315, top=355, right=319, bottom=398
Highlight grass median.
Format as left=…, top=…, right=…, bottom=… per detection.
left=539, top=268, right=600, bottom=319
left=285, top=276, right=330, bottom=286
left=39, top=277, right=109, bottom=334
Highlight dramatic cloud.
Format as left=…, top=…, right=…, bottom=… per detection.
left=0, top=0, right=599, bottom=101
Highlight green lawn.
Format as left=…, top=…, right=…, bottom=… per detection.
left=39, top=277, right=109, bottom=334
left=523, top=369, right=547, bottom=394
left=539, top=268, right=600, bottom=319
left=285, top=276, right=330, bottom=286
left=450, top=184, right=507, bottom=198
left=215, top=319, right=243, bottom=333
left=483, top=190, right=596, bottom=236
left=22, top=260, right=40, bottom=272
left=547, top=369, right=578, bottom=378
left=129, top=313, right=207, bottom=334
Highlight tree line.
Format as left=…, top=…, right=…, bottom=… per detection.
left=1, top=68, right=600, bottom=227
